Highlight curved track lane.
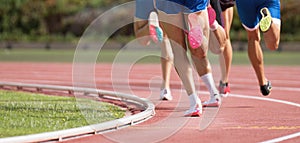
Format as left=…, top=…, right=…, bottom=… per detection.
left=0, top=62, right=299, bottom=143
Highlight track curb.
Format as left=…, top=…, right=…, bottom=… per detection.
left=0, top=82, right=155, bottom=143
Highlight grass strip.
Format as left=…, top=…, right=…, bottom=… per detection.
left=0, top=48, right=299, bottom=65
left=0, top=90, right=125, bottom=138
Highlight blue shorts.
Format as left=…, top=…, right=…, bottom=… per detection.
left=135, top=0, right=155, bottom=19
left=156, top=0, right=209, bottom=14
left=236, top=0, right=280, bottom=30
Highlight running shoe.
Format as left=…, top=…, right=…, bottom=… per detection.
left=260, top=80, right=272, bottom=96
left=202, top=94, right=220, bottom=107
left=184, top=103, right=202, bottom=117
left=207, top=7, right=216, bottom=27
left=187, top=13, right=203, bottom=49
left=160, top=88, right=173, bottom=101
left=219, top=81, right=230, bottom=97
left=259, top=7, right=272, bottom=33
left=149, top=11, right=163, bottom=43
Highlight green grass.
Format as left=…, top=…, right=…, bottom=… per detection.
left=231, top=51, right=300, bottom=66
left=0, top=49, right=75, bottom=62
left=0, top=90, right=125, bottom=138
left=0, top=48, right=299, bottom=65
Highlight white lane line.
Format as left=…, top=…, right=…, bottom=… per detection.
left=230, top=94, right=300, bottom=108
left=260, top=132, right=300, bottom=143
left=108, top=83, right=300, bottom=142
left=219, top=94, right=300, bottom=142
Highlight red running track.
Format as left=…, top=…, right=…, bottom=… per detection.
left=0, top=62, right=300, bottom=143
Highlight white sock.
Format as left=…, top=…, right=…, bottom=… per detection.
left=189, top=93, right=201, bottom=107
left=201, top=73, right=219, bottom=97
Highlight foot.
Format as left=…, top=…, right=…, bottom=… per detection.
left=149, top=11, right=163, bottom=43
left=260, top=81, right=272, bottom=96
left=202, top=94, right=220, bottom=107
left=219, top=81, right=230, bottom=97
left=184, top=103, right=202, bottom=117
left=187, top=13, right=203, bottom=49
left=160, top=88, right=173, bottom=101
left=207, top=7, right=216, bottom=27
left=259, top=7, right=272, bottom=32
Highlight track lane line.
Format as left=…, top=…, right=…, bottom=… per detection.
left=261, top=131, right=300, bottom=143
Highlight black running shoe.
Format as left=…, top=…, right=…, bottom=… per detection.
left=260, top=81, right=272, bottom=96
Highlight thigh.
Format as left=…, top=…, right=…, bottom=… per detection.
left=222, top=7, right=233, bottom=37
left=236, top=0, right=260, bottom=30
left=158, top=12, right=186, bottom=50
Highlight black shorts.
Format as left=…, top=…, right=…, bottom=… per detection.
left=219, top=0, right=235, bottom=11
left=210, top=0, right=223, bottom=26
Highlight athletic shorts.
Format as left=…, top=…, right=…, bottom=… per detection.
left=210, top=0, right=224, bottom=26
left=135, top=0, right=155, bottom=20
left=219, top=0, right=235, bottom=11
left=236, top=0, right=281, bottom=30
left=156, top=0, right=209, bottom=14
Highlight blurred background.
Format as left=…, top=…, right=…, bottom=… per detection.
left=0, top=0, right=299, bottom=63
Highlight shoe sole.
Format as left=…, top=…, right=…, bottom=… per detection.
left=207, top=7, right=216, bottom=26
left=184, top=111, right=201, bottom=117
left=187, top=13, right=203, bottom=49
left=220, top=92, right=229, bottom=97
left=149, top=12, right=163, bottom=42
left=259, top=8, right=272, bottom=32
left=160, top=97, right=172, bottom=101
left=160, top=89, right=172, bottom=101
left=202, top=102, right=219, bottom=107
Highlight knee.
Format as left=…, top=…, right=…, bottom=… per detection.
left=190, top=49, right=206, bottom=59
left=191, top=53, right=207, bottom=61
left=247, top=30, right=261, bottom=42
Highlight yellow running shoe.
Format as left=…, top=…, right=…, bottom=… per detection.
left=259, top=7, right=272, bottom=32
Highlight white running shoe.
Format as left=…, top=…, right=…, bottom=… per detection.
left=148, top=11, right=163, bottom=43
left=202, top=95, right=220, bottom=107
left=184, top=103, right=202, bottom=117
left=160, top=88, right=173, bottom=101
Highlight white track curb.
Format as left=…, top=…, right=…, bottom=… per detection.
left=0, top=82, right=155, bottom=143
